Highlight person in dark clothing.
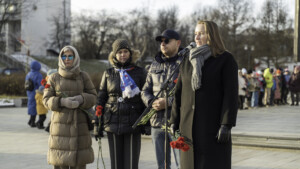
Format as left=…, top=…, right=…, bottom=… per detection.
left=257, top=70, right=265, bottom=107
left=25, top=61, right=43, bottom=127
left=141, top=29, right=181, bottom=169
left=288, top=65, right=300, bottom=106
left=170, top=20, right=238, bottom=169
left=95, top=39, right=147, bottom=169
left=282, top=68, right=291, bottom=104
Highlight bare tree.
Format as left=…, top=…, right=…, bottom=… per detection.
left=72, top=11, right=121, bottom=59
left=189, top=1, right=254, bottom=68
left=48, top=14, right=70, bottom=51
left=254, top=0, right=293, bottom=68
left=156, top=6, right=179, bottom=33
left=217, top=0, right=255, bottom=68
left=121, top=8, right=156, bottom=62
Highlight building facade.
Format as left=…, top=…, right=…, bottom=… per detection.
left=0, top=0, right=71, bottom=57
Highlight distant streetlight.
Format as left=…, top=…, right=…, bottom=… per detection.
left=8, top=5, right=16, bottom=13
left=244, top=44, right=255, bottom=70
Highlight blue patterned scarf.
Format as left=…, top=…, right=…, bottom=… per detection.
left=116, top=67, right=140, bottom=98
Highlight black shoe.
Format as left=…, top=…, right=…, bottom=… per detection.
left=45, top=126, right=50, bottom=132
left=291, top=103, right=295, bottom=106
left=30, top=122, right=36, bottom=127
left=36, top=122, right=45, bottom=129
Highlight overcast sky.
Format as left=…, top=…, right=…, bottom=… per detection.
left=71, top=0, right=295, bottom=19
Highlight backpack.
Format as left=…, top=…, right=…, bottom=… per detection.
left=25, top=78, right=34, bottom=91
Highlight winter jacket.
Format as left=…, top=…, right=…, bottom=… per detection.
left=274, top=76, right=281, bottom=99
left=97, top=49, right=147, bottom=135
left=248, top=77, right=260, bottom=92
left=288, top=72, right=300, bottom=92
left=141, top=51, right=183, bottom=128
left=26, top=61, right=43, bottom=116
left=35, top=88, right=48, bottom=115
left=43, top=46, right=96, bottom=167
left=263, top=68, right=273, bottom=89
left=238, top=73, right=246, bottom=96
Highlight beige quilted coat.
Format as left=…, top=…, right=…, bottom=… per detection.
left=43, top=46, right=96, bottom=167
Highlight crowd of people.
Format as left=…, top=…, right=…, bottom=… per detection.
left=238, top=66, right=300, bottom=110
left=22, top=19, right=299, bottom=169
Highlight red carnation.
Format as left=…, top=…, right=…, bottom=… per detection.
left=170, top=136, right=190, bottom=152
left=96, top=105, right=103, bottom=117
left=174, top=77, right=178, bottom=84
left=41, top=79, right=47, bottom=86
left=44, top=84, right=51, bottom=88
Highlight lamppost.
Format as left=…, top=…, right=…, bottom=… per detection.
left=244, top=45, right=255, bottom=70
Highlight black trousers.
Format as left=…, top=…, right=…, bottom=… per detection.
left=107, top=132, right=141, bottom=169
left=291, top=92, right=299, bottom=105
left=238, top=96, right=245, bottom=109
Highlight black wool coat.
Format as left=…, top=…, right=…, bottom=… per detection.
left=170, top=51, right=238, bottom=169
left=288, top=72, right=300, bottom=92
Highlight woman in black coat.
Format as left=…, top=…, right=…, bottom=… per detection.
left=96, top=39, right=147, bottom=169
left=170, top=21, right=238, bottom=169
left=288, top=65, right=300, bottom=105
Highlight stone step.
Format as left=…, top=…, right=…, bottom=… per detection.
left=232, top=133, right=300, bottom=150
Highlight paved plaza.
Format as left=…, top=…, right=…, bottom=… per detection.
left=0, top=106, right=300, bottom=169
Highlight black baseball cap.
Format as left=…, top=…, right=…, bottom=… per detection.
left=155, top=29, right=180, bottom=41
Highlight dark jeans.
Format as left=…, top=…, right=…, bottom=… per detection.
left=107, top=132, right=141, bottom=169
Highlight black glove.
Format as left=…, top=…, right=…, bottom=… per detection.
left=216, top=125, right=232, bottom=143
left=141, top=125, right=151, bottom=135
left=170, top=124, right=179, bottom=137
left=94, top=123, right=104, bottom=141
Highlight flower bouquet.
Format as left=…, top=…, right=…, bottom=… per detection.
left=161, top=124, right=192, bottom=152
left=137, top=78, right=178, bottom=126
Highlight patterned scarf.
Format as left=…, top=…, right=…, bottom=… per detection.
left=189, top=45, right=212, bottom=91
left=115, top=67, right=140, bottom=98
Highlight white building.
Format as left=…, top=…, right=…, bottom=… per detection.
left=0, top=0, right=71, bottom=57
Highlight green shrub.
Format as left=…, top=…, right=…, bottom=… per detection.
left=0, top=74, right=27, bottom=96
left=0, top=72, right=104, bottom=96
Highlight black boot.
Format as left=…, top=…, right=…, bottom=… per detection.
left=36, top=115, right=46, bottom=129
left=36, top=122, right=44, bottom=129
left=45, top=122, right=50, bottom=132
left=28, top=117, right=31, bottom=126
left=30, top=115, right=36, bottom=127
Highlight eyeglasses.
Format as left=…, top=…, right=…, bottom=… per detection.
left=61, top=55, right=74, bottom=60
left=159, top=39, right=170, bottom=44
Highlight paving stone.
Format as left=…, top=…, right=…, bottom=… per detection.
left=0, top=106, right=300, bottom=169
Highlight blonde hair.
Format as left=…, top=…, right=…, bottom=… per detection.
left=197, top=21, right=226, bottom=56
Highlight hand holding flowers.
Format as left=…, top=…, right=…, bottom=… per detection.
left=161, top=123, right=192, bottom=152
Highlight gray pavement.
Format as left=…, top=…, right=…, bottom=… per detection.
left=0, top=106, right=300, bottom=169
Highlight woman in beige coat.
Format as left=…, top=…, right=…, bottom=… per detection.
left=43, top=46, right=97, bottom=169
